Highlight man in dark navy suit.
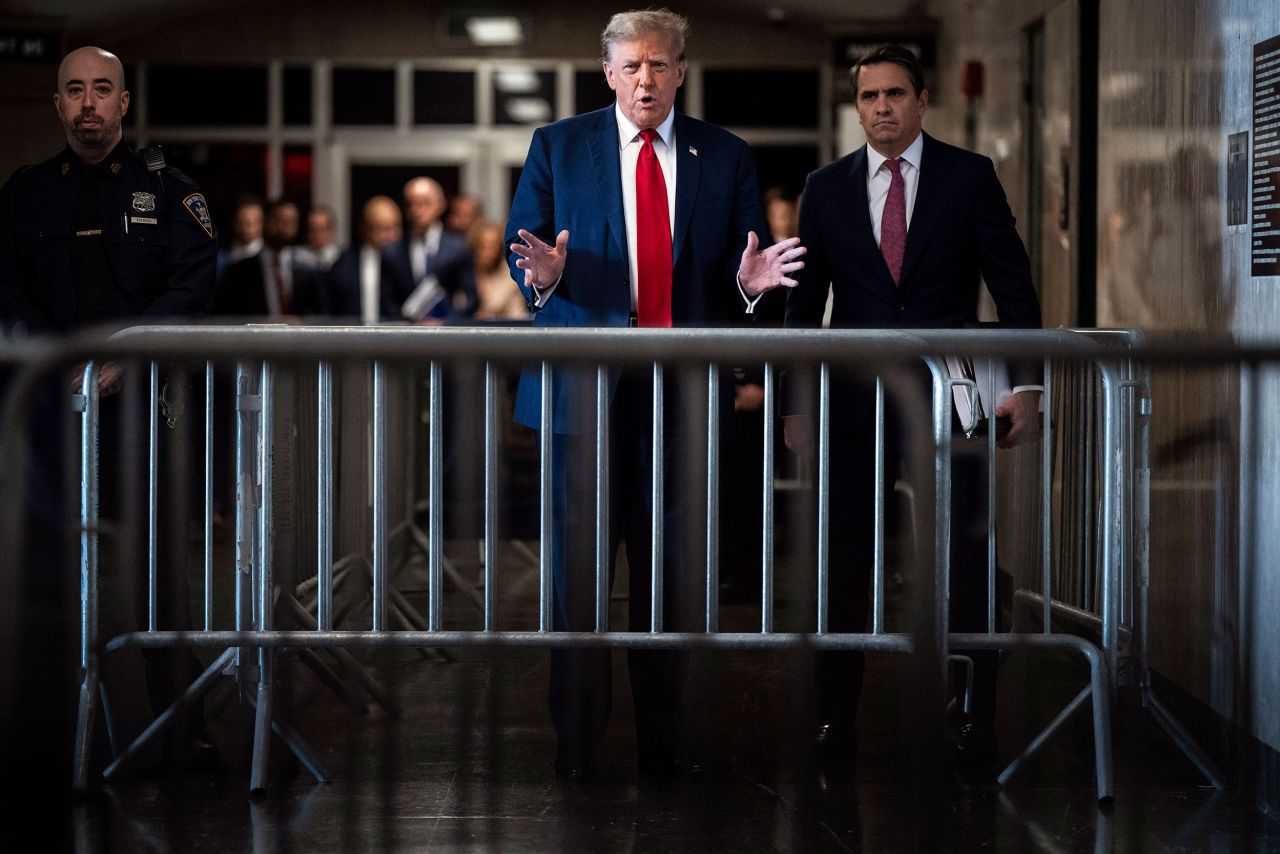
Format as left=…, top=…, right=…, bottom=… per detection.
left=324, top=195, right=413, bottom=322
left=391, top=177, right=477, bottom=321
left=505, top=9, right=805, bottom=780
left=784, top=45, right=1043, bottom=767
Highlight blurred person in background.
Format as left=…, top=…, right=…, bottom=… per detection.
left=297, top=204, right=341, bottom=272
left=216, top=197, right=325, bottom=317
left=325, top=195, right=412, bottom=323
left=764, top=186, right=799, bottom=245
left=216, top=195, right=264, bottom=282
left=445, top=192, right=484, bottom=237
left=470, top=220, right=528, bottom=321
left=391, top=177, right=477, bottom=322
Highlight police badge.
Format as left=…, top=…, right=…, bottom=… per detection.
left=132, top=191, right=157, bottom=212
left=183, top=193, right=215, bottom=238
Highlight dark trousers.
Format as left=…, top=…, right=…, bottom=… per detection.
left=547, top=370, right=702, bottom=755
left=816, top=398, right=998, bottom=731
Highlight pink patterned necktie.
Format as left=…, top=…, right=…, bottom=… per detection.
left=880, top=158, right=906, bottom=286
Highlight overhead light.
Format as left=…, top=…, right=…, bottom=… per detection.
left=466, top=16, right=524, bottom=46
left=504, top=98, right=552, bottom=123
left=495, top=67, right=540, bottom=94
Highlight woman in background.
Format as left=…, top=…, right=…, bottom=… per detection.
left=470, top=220, right=530, bottom=321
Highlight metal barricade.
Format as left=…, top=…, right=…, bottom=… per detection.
left=3, top=325, right=1163, bottom=804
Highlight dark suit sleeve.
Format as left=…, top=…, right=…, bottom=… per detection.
left=505, top=126, right=554, bottom=310
left=143, top=174, right=217, bottom=319
left=784, top=171, right=830, bottom=331
left=292, top=264, right=329, bottom=316
left=974, top=157, right=1040, bottom=331
left=972, top=157, right=1042, bottom=386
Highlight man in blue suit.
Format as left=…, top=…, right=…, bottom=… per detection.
left=784, top=45, right=1043, bottom=769
left=506, top=9, right=805, bottom=780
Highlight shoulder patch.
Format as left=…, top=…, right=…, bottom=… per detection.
left=183, top=193, right=215, bottom=238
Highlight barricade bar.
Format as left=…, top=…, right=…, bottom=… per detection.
left=873, top=376, right=886, bottom=635
left=705, top=363, right=719, bottom=634
left=650, top=361, right=664, bottom=634
left=317, top=361, right=334, bottom=632
left=148, top=360, right=159, bottom=633
left=538, top=361, right=552, bottom=633
left=761, top=362, right=776, bottom=633
left=484, top=361, right=499, bottom=632
left=594, top=365, right=608, bottom=634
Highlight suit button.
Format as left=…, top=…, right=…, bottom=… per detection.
left=895, top=303, right=905, bottom=312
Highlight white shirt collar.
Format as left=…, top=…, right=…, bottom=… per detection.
left=867, top=131, right=925, bottom=176
left=615, top=103, right=676, bottom=150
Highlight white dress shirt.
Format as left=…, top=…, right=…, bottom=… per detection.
left=360, top=245, right=382, bottom=325
left=866, top=132, right=924, bottom=247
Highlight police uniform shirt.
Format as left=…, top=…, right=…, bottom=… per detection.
left=0, top=140, right=217, bottom=334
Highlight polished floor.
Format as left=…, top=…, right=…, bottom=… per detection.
left=51, top=541, right=1280, bottom=853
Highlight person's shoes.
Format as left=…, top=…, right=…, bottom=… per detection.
left=555, top=738, right=595, bottom=781
left=953, top=722, right=997, bottom=765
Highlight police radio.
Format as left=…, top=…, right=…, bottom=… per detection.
left=140, top=144, right=166, bottom=172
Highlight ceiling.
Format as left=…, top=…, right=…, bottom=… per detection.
left=8, top=0, right=934, bottom=42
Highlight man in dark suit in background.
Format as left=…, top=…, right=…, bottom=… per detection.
left=506, top=8, right=804, bottom=780
left=216, top=197, right=325, bottom=317
left=392, top=177, right=477, bottom=321
left=325, top=195, right=413, bottom=323
left=783, top=45, right=1043, bottom=766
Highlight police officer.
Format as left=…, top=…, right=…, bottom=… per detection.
left=0, top=46, right=218, bottom=776
left=0, top=45, right=216, bottom=338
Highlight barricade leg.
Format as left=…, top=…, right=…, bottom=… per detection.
left=73, top=362, right=100, bottom=792
left=103, top=647, right=235, bottom=780
left=953, top=633, right=1114, bottom=803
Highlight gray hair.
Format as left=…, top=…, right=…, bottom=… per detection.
left=600, top=9, right=689, bottom=63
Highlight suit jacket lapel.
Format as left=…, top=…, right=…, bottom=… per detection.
left=899, top=133, right=954, bottom=288
left=847, top=147, right=894, bottom=287
left=671, top=114, right=700, bottom=268
left=586, top=108, right=628, bottom=264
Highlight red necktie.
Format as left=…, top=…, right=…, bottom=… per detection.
left=636, top=128, right=672, bottom=327
left=880, top=158, right=907, bottom=286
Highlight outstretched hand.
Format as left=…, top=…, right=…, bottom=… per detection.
left=510, top=228, right=569, bottom=290
left=738, top=231, right=806, bottom=298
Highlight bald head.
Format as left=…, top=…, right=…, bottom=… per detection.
left=55, top=46, right=129, bottom=164
left=362, top=196, right=402, bottom=248
left=58, top=46, right=125, bottom=91
left=403, top=177, right=446, bottom=236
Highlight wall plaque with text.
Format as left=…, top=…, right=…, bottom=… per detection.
left=1253, top=34, right=1280, bottom=276
left=0, top=29, right=59, bottom=64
